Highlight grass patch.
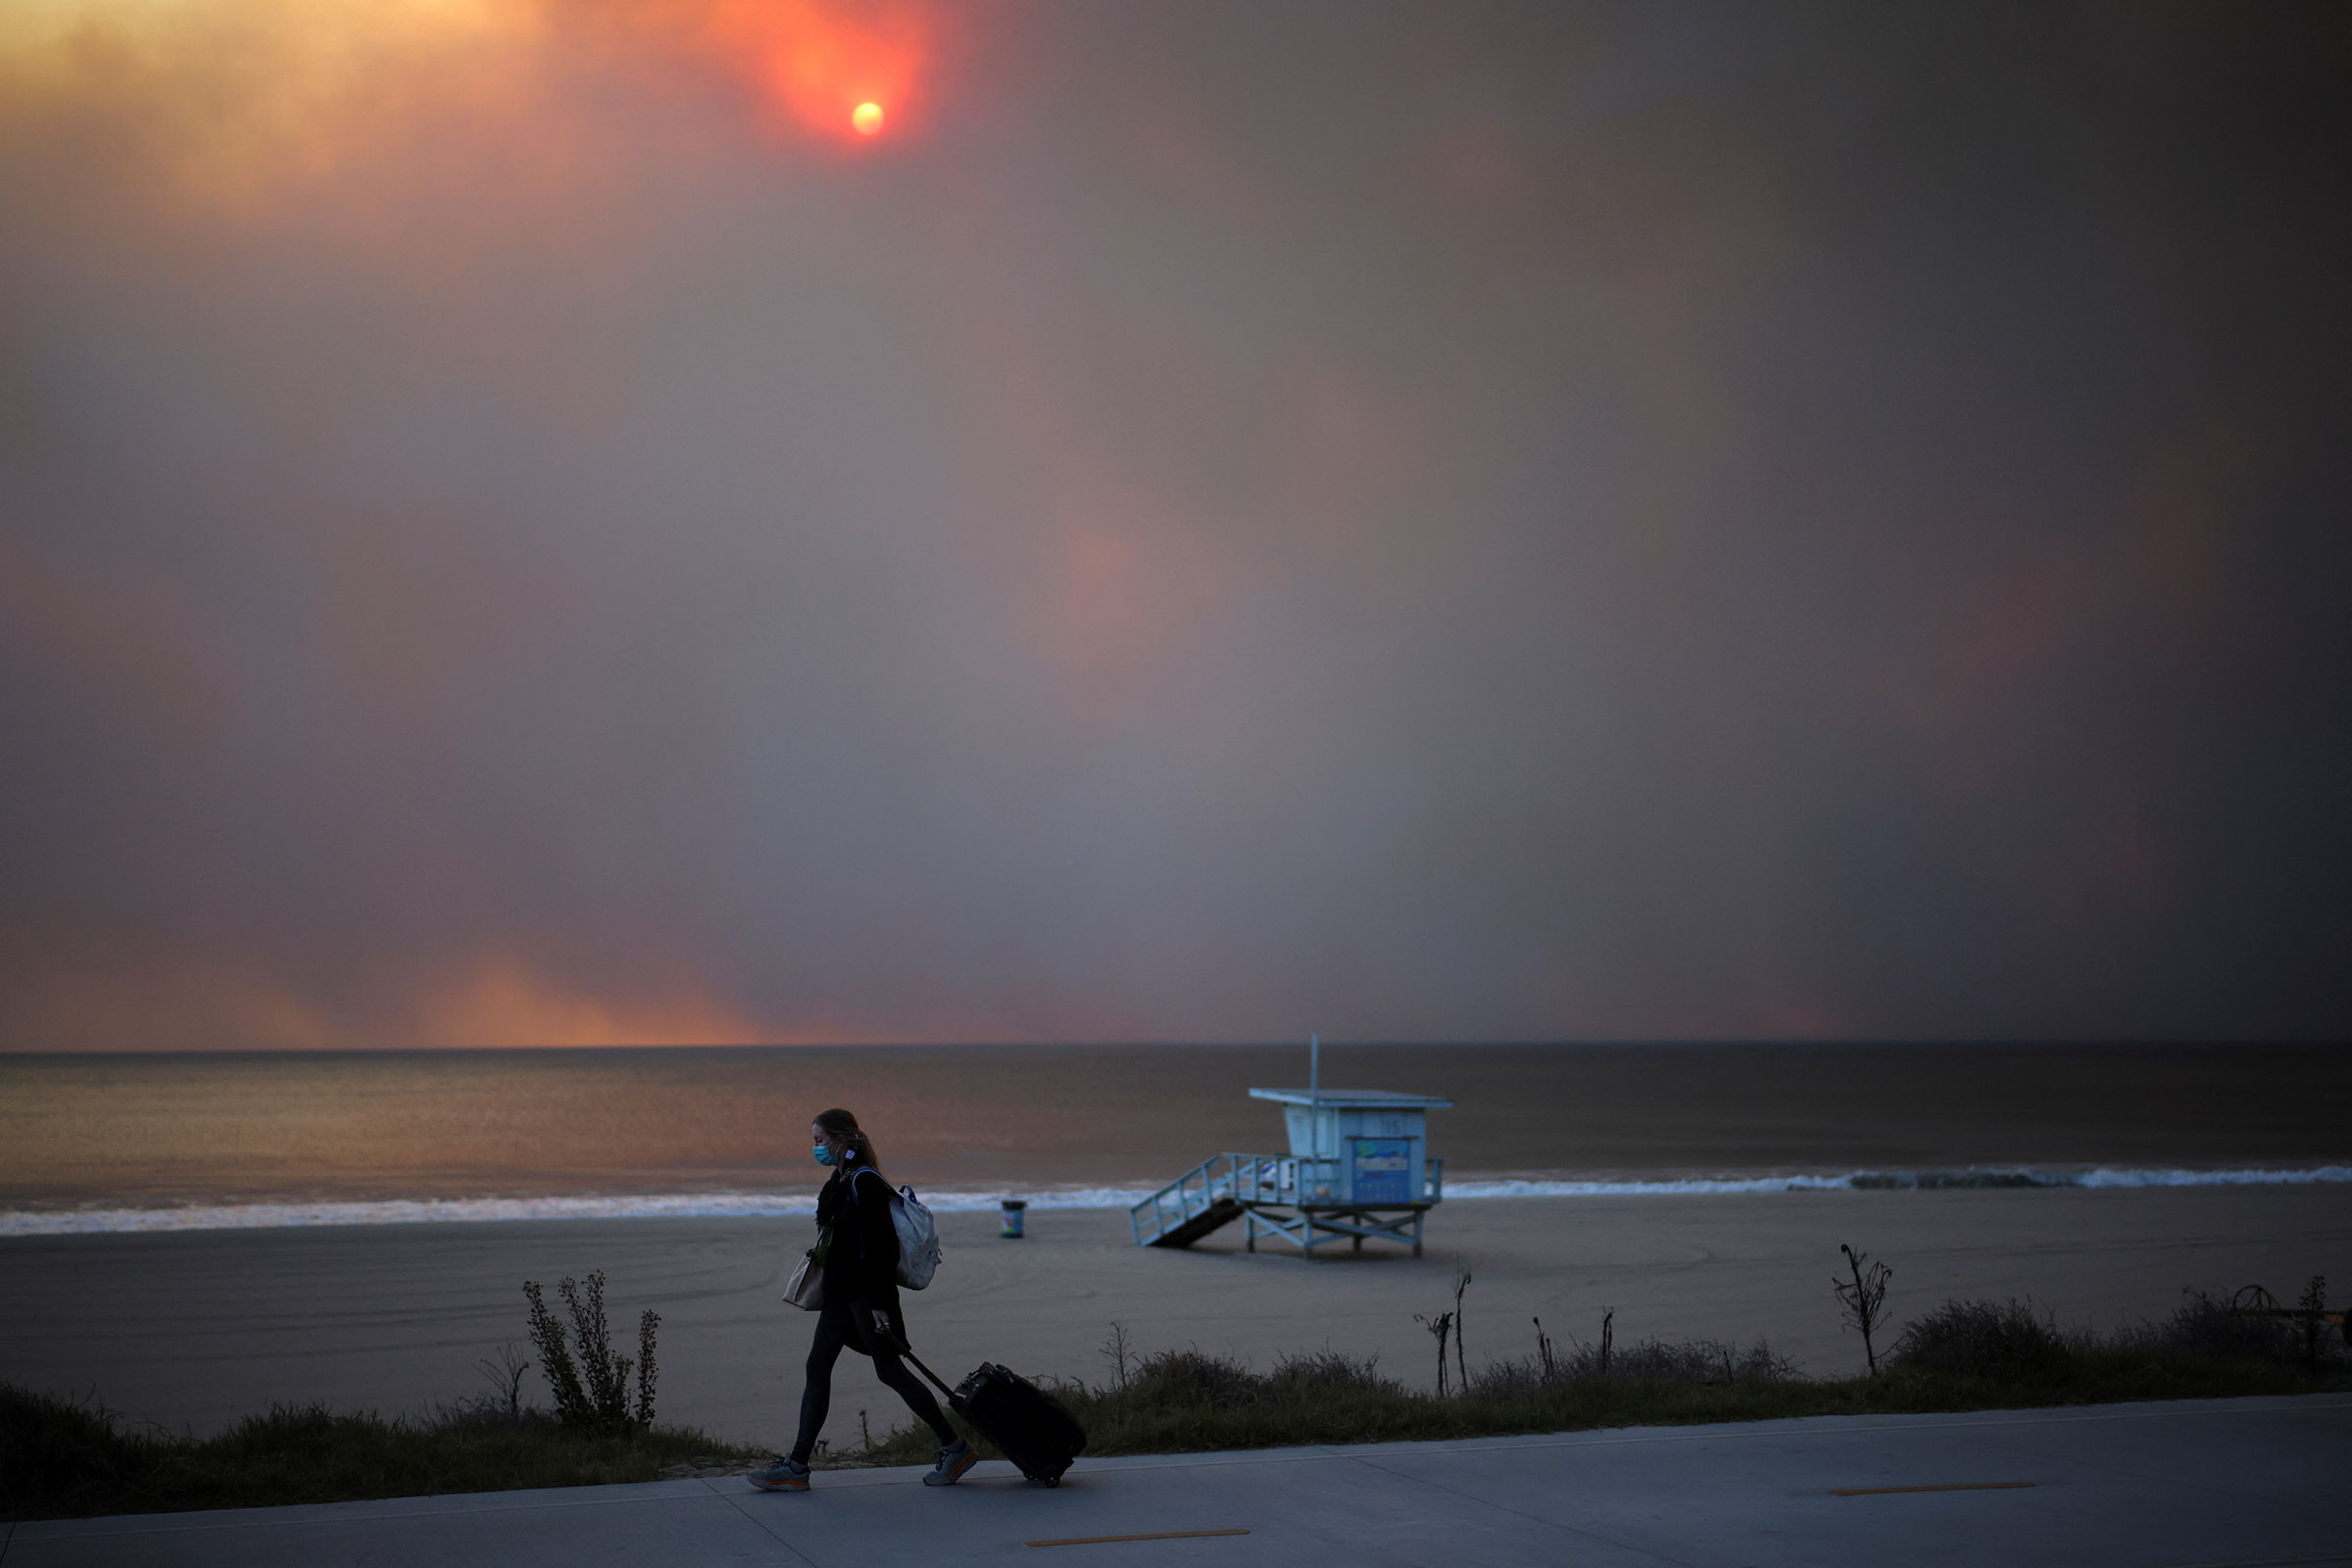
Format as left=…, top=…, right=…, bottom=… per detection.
left=10, top=1295, right=2343, bottom=1521
left=1, top=1390, right=765, bottom=1524
left=861, top=1293, right=2348, bottom=1469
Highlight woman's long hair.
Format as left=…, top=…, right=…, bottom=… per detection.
left=814, top=1107, right=884, bottom=1179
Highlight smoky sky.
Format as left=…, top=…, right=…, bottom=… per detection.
left=3, top=1, right=2349, bottom=1049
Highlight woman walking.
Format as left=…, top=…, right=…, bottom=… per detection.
left=749, top=1108, right=974, bottom=1491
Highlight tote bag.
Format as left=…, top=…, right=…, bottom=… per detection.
left=783, top=1225, right=831, bottom=1310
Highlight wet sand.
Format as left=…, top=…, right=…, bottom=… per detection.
left=5, top=1184, right=2347, bottom=1448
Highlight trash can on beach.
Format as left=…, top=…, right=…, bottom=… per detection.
left=1000, top=1199, right=1027, bottom=1238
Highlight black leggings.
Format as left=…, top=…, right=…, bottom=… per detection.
left=791, top=1296, right=955, bottom=1463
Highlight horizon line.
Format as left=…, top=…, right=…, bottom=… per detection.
left=3, top=1036, right=2345, bottom=1058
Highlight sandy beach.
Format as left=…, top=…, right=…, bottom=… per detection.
left=6, top=1184, right=2346, bottom=1449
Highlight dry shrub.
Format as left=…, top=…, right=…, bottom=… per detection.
left=1471, top=1336, right=1791, bottom=1396
left=1890, top=1298, right=2074, bottom=1380
left=2132, top=1294, right=2313, bottom=1366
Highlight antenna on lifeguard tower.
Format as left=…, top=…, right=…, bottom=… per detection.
left=1132, top=1051, right=1452, bottom=1257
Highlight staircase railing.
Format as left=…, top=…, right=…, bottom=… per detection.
left=1129, top=1152, right=1267, bottom=1245
left=1130, top=1152, right=1448, bottom=1244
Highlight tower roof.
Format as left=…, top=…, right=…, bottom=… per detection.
left=1248, top=1088, right=1453, bottom=1109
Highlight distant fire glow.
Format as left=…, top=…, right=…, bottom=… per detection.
left=0, top=1, right=927, bottom=157
left=682, top=0, right=926, bottom=143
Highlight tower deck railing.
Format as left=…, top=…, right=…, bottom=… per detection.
left=1129, top=1152, right=1445, bottom=1247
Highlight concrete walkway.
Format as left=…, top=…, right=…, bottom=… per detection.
left=6, top=1396, right=2346, bottom=1567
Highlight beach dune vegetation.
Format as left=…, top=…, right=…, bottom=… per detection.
left=1889, top=1298, right=2074, bottom=1381
left=522, top=1272, right=660, bottom=1435
left=1832, top=1244, right=1894, bottom=1375
left=0, top=1384, right=759, bottom=1524
left=5, top=1291, right=2342, bottom=1522
left=858, top=1289, right=2345, bottom=1469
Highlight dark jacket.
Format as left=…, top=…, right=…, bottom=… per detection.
left=815, top=1160, right=905, bottom=1348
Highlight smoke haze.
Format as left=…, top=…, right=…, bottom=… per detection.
left=4, top=1, right=2349, bottom=1048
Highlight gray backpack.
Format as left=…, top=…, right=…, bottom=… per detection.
left=853, top=1169, right=942, bottom=1290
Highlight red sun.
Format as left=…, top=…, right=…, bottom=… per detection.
left=667, top=0, right=926, bottom=145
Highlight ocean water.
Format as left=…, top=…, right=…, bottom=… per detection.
left=4, top=1042, right=2346, bottom=1234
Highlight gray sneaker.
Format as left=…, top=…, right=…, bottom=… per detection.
left=748, top=1455, right=811, bottom=1492
left=922, top=1437, right=977, bottom=1487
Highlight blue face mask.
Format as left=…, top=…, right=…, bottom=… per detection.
left=813, top=1144, right=836, bottom=1166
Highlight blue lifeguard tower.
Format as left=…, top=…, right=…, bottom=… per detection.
left=1129, top=1050, right=1450, bottom=1258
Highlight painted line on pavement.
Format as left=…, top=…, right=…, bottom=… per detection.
left=1831, top=1480, right=2035, bottom=1496
left=1028, top=1529, right=1251, bottom=1547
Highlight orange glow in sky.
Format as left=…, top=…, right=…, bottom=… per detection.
left=0, top=2, right=930, bottom=168
left=681, top=0, right=926, bottom=144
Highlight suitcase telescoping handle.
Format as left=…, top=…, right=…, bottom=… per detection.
left=879, top=1328, right=958, bottom=1403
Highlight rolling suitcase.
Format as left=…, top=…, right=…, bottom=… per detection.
left=896, top=1344, right=1087, bottom=1485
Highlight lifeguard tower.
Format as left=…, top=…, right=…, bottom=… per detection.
left=1129, top=1066, right=1450, bottom=1258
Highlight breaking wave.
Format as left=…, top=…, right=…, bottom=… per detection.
left=1446, top=1164, right=2352, bottom=1198
left=0, top=1187, right=1155, bottom=1237
left=3, top=1164, right=2344, bottom=1236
